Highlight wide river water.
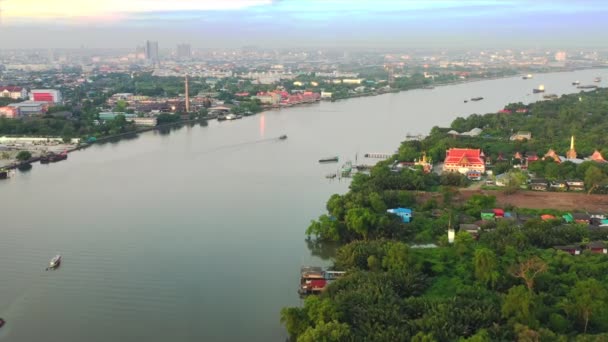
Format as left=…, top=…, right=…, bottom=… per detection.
left=0, top=69, right=606, bottom=341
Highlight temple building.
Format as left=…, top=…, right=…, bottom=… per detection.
left=442, top=148, right=485, bottom=174
left=590, top=150, right=607, bottom=163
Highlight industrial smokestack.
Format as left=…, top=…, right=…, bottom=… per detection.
left=185, top=74, right=190, bottom=113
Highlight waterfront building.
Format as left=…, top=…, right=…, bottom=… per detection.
left=442, top=148, right=485, bottom=174
left=0, top=86, right=27, bottom=100
left=30, top=89, right=62, bottom=104
left=6, top=101, right=48, bottom=115
left=132, top=117, right=158, bottom=126
left=99, top=112, right=138, bottom=121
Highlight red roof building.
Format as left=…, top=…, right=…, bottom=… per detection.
left=442, top=148, right=485, bottom=174
left=0, top=86, right=27, bottom=100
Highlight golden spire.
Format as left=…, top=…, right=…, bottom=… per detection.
left=570, top=135, right=575, bottom=150
left=566, top=135, right=577, bottom=159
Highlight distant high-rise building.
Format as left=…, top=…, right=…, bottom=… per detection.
left=145, top=41, right=159, bottom=63
left=177, top=44, right=191, bottom=59
left=135, top=45, right=146, bottom=60
left=555, top=51, right=567, bottom=62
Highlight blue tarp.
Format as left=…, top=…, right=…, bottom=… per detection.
left=387, top=208, right=412, bottom=223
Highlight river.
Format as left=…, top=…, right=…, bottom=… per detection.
left=0, top=69, right=606, bottom=341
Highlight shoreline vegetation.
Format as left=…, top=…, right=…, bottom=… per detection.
left=2, top=67, right=602, bottom=159
left=281, top=87, right=608, bottom=341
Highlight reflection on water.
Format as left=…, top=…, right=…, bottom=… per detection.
left=306, top=238, right=339, bottom=261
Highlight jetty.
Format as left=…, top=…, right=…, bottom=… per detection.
left=364, top=153, right=393, bottom=159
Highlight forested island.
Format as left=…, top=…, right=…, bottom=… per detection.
left=281, top=88, right=608, bottom=341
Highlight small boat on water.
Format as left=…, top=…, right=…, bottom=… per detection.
left=594, top=77, right=601, bottom=83
left=543, top=94, right=558, bottom=100
left=40, top=151, right=68, bottom=163
left=577, top=85, right=598, bottom=90
left=48, top=255, right=61, bottom=269
left=340, top=161, right=353, bottom=176
left=225, top=114, right=243, bottom=120
left=572, top=80, right=580, bottom=85
left=279, top=135, right=288, bottom=140
left=319, top=156, right=339, bottom=163
left=217, top=114, right=227, bottom=121
left=0, top=318, right=5, bottom=328
left=533, top=85, right=545, bottom=93
left=463, top=100, right=468, bottom=103
left=0, top=169, right=8, bottom=180
left=522, top=74, right=533, bottom=80
left=470, top=97, right=484, bottom=101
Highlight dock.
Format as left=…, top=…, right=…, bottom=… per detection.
left=364, top=153, right=393, bottom=159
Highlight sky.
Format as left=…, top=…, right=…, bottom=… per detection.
left=1, top=0, right=608, bottom=49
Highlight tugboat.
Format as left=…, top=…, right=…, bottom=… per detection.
left=279, top=135, right=288, bottom=140
left=318, top=156, right=339, bottom=163
left=533, top=84, right=545, bottom=93
left=48, top=255, right=61, bottom=270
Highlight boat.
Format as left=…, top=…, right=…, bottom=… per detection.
left=470, top=97, right=484, bottom=101
left=325, top=173, right=337, bottom=179
left=463, top=100, right=468, bottom=103
left=40, top=154, right=51, bottom=163
left=543, top=94, right=558, bottom=100
left=217, top=114, right=227, bottom=121
left=522, top=74, right=533, bottom=80
left=48, top=255, right=61, bottom=269
left=318, top=156, right=339, bottom=163
left=577, top=85, right=598, bottom=89
left=0, top=318, right=5, bottom=328
left=340, top=161, right=353, bottom=176
left=0, top=169, right=7, bottom=180
left=279, top=135, right=287, bottom=140
left=533, top=85, right=545, bottom=93
left=594, top=77, right=601, bottom=83
left=572, top=80, right=580, bottom=85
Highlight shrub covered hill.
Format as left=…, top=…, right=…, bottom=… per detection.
left=281, top=88, right=608, bottom=341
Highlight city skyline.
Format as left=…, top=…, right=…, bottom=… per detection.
left=2, top=0, right=608, bottom=49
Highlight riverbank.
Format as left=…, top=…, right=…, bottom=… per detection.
left=0, top=117, right=208, bottom=171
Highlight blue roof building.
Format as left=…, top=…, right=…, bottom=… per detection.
left=387, top=208, right=413, bottom=223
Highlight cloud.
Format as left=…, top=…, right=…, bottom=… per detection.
left=3, top=0, right=272, bottom=21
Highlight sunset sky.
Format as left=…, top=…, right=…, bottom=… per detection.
left=2, top=0, right=607, bottom=48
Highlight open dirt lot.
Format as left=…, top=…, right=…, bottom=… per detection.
left=414, top=189, right=608, bottom=212
left=460, top=189, right=608, bottom=212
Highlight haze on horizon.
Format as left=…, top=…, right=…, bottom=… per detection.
left=1, top=0, right=607, bottom=49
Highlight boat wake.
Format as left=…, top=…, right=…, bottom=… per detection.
left=194, top=137, right=283, bottom=157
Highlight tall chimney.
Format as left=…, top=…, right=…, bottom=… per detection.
left=185, top=74, right=190, bottom=113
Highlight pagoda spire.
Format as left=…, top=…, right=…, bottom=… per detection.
left=566, top=135, right=577, bottom=159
